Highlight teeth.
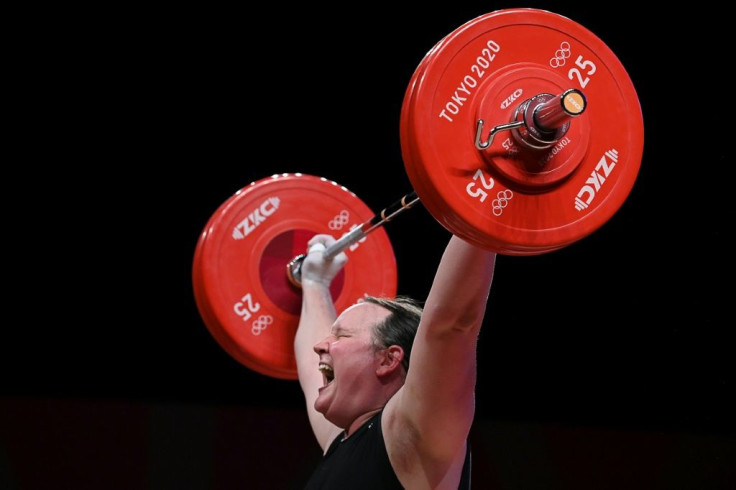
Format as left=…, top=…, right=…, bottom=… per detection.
left=318, top=363, right=334, bottom=384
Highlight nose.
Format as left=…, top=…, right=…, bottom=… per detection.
left=313, top=335, right=331, bottom=355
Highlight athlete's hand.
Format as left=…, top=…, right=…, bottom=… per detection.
left=301, top=234, right=348, bottom=287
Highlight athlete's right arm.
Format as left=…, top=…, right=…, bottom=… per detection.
left=294, top=234, right=347, bottom=451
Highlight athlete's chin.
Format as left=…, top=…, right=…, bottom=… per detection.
left=314, top=388, right=333, bottom=414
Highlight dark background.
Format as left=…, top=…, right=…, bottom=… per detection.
left=3, top=2, right=734, bottom=489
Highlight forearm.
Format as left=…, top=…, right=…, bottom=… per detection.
left=294, top=281, right=337, bottom=387
left=422, top=235, right=496, bottom=333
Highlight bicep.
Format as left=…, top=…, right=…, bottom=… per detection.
left=401, top=325, right=479, bottom=443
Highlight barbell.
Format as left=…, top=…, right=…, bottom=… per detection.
left=192, top=8, right=644, bottom=378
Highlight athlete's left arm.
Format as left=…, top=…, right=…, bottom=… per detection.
left=391, top=234, right=496, bottom=459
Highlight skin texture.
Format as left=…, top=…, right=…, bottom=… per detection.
left=295, top=233, right=496, bottom=489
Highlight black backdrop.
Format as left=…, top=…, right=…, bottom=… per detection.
left=4, top=2, right=735, bottom=488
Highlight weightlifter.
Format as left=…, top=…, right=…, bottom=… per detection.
left=295, top=231, right=497, bottom=489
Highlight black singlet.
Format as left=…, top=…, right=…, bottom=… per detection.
left=304, top=410, right=471, bottom=489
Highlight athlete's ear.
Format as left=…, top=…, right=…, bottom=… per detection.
left=376, top=345, right=404, bottom=376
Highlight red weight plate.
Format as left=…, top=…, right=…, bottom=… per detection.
left=192, top=174, right=398, bottom=379
left=401, top=8, right=644, bottom=255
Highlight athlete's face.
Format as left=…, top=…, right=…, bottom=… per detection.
left=312, top=301, right=391, bottom=426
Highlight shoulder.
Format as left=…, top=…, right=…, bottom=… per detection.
left=382, top=394, right=469, bottom=488
left=381, top=394, right=421, bottom=476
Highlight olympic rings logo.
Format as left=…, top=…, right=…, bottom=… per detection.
left=328, top=210, right=350, bottom=230
left=549, top=42, right=571, bottom=68
left=251, top=315, right=273, bottom=336
left=491, top=189, right=514, bottom=216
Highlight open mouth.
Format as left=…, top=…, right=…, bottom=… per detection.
left=318, top=363, right=334, bottom=386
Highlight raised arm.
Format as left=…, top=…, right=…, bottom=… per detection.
left=388, top=234, right=496, bottom=461
left=293, top=234, right=347, bottom=451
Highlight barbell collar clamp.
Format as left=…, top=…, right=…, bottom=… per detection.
left=475, top=89, right=587, bottom=151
